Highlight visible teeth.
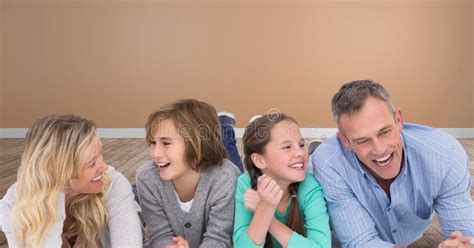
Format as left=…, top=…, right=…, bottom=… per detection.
left=374, top=153, right=392, bottom=167
left=376, top=154, right=391, bottom=163
left=290, top=163, right=304, bottom=169
left=156, top=162, right=169, bottom=167
left=92, top=175, right=102, bottom=182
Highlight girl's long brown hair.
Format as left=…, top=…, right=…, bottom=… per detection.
left=242, top=113, right=306, bottom=248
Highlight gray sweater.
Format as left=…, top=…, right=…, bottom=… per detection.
left=136, top=159, right=240, bottom=248
left=0, top=166, right=142, bottom=247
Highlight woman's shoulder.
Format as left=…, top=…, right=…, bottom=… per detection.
left=0, top=183, right=18, bottom=219
left=104, top=166, right=134, bottom=197
left=106, top=166, right=129, bottom=185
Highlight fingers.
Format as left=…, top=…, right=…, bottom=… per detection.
left=172, top=236, right=189, bottom=248
left=244, top=188, right=260, bottom=212
left=244, top=189, right=259, bottom=200
left=450, top=231, right=463, bottom=240
left=270, top=182, right=281, bottom=198
left=439, top=238, right=473, bottom=248
left=449, top=231, right=473, bottom=245
left=438, top=239, right=459, bottom=248
left=257, top=174, right=266, bottom=184
left=258, top=175, right=273, bottom=190
left=244, top=188, right=258, bottom=196
left=258, top=174, right=279, bottom=192
left=275, top=187, right=283, bottom=201
left=256, top=174, right=283, bottom=207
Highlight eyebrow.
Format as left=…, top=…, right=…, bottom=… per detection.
left=352, top=137, right=369, bottom=143
left=352, top=125, right=392, bottom=143
left=279, top=140, right=292, bottom=145
left=380, top=126, right=392, bottom=133
left=279, top=138, right=305, bottom=145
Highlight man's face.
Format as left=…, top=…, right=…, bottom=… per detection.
left=337, top=96, right=404, bottom=181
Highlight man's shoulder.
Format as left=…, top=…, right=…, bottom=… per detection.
left=312, top=137, right=344, bottom=160
left=311, top=136, right=353, bottom=172
left=403, top=123, right=463, bottom=160
left=403, top=123, right=467, bottom=186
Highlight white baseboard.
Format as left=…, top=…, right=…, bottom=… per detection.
left=1, top=128, right=473, bottom=138
left=438, top=128, right=474, bottom=139
left=0, top=128, right=29, bottom=138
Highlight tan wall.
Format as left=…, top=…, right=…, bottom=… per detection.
left=1, top=0, right=472, bottom=128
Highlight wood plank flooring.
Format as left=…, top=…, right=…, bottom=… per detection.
left=0, top=138, right=473, bottom=247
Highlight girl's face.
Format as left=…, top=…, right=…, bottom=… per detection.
left=256, top=120, right=308, bottom=186
left=150, top=118, right=193, bottom=182
left=71, top=136, right=108, bottom=194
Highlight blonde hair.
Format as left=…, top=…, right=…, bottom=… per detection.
left=11, top=115, right=109, bottom=248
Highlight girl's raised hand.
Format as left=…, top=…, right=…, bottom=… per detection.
left=257, top=174, right=282, bottom=209
left=243, top=189, right=260, bottom=212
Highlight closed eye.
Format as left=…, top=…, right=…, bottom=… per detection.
left=88, top=161, right=96, bottom=168
left=356, top=139, right=369, bottom=145
left=380, top=129, right=391, bottom=136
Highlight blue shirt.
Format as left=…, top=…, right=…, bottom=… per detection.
left=309, top=123, right=474, bottom=248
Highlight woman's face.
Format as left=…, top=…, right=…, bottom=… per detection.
left=71, top=136, right=108, bottom=194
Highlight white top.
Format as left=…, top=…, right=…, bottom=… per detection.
left=173, top=187, right=194, bottom=213
left=0, top=166, right=142, bottom=248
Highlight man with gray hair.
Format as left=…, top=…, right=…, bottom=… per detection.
left=309, top=80, right=474, bottom=248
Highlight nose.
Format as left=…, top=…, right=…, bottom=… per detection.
left=371, top=138, right=385, bottom=155
left=295, top=144, right=308, bottom=158
left=97, top=155, right=108, bottom=173
left=150, top=144, right=163, bottom=160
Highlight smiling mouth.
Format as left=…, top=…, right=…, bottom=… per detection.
left=373, top=153, right=393, bottom=167
left=289, top=163, right=304, bottom=169
left=92, top=175, right=102, bottom=182
left=156, top=162, right=171, bottom=169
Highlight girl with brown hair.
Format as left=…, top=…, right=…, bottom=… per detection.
left=233, top=113, right=331, bottom=248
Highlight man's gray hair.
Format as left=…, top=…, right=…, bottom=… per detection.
left=331, top=80, right=395, bottom=126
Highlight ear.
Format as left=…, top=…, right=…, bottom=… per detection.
left=250, top=153, right=267, bottom=170
left=337, top=132, right=353, bottom=151
left=394, top=107, right=404, bottom=131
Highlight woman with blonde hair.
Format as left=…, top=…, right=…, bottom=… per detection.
left=0, top=114, right=142, bottom=247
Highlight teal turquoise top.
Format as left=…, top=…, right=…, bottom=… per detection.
left=233, top=172, right=331, bottom=248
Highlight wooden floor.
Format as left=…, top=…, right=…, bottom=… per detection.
left=0, top=138, right=473, bottom=247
